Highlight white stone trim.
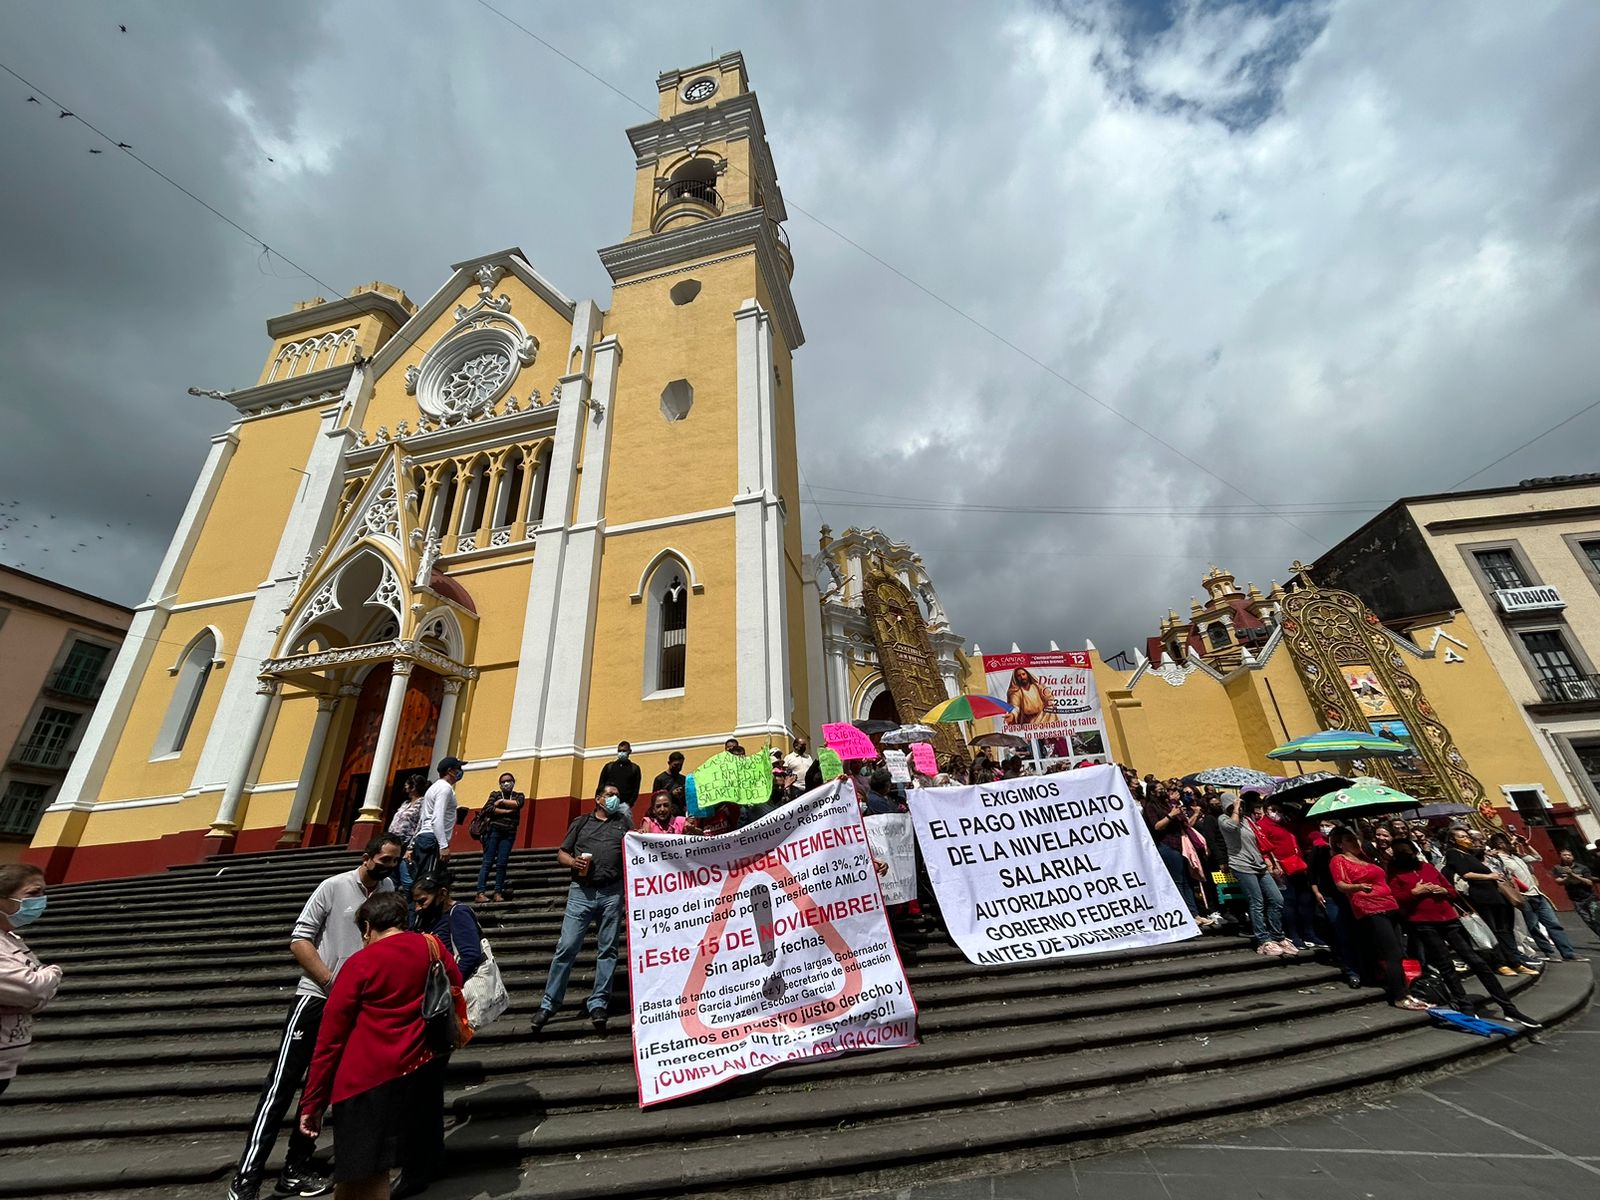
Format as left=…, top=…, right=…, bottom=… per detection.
left=608, top=506, right=734, bottom=538
left=192, top=374, right=364, bottom=800
left=45, top=792, right=181, bottom=815
left=168, top=591, right=256, bottom=614
left=51, top=428, right=240, bottom=811
left=629, top=547, right=706, bottom=602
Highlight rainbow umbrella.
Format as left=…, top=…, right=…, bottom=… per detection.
left=922, top=694, right=1014, bottom=723
left=1267, top=729, right=1415, bottom=761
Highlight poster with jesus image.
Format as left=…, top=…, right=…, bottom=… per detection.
left=624, top=781, right=918, bottom=1106
left=909, top=764, right=1199, bottom=965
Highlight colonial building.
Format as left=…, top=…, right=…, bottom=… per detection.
left=1315, top=474, right=1600, bottom=841
left=806, top=527, right=968, bottom=760
left=0, top=568, right=131, bottom=863
left=31, top=54, right=811, bottom=881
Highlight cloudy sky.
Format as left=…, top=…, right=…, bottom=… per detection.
left=3, top=0, right=1599, bottom=662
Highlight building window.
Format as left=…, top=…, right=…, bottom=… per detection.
left=0, top=781, right=50, bottom=837
left=1205, top=623, right=1229, bottom=651
left=50, top=640, right=111, bottom=699
left=17, top=708, right=81, bottom=768
left=644, top=558, right=690, bottom=697
left=155, top=631, right=217, bottom=755
left=1474, top=549, right=1527, bottom=590
left=1519, top=629, right=1593, bottom=701
left=1582, top=539, right=1600, bottom=577
left=1505, top=787, right=1552, bottom=827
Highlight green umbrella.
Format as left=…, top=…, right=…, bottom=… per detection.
left=1306, top=777, right=1422, bottom=819
left=1267, top=729, right=1416, bottom=761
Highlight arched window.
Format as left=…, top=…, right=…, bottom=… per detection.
left=1206, top=622, right=1230, bottom=651
left=493, top=448, right=524, bottom=532
left=644, top=557, right=690, bottom=696
left=154, top=631, right=217, bottom=756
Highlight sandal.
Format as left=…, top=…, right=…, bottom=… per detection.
left=1394, top=997, right=1431, bottom=1011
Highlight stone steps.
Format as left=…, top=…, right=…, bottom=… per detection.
left=2, top=845, right=1587, bottom=1199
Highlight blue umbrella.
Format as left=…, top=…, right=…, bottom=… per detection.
left=1268, top=729, right=1415, bottom=762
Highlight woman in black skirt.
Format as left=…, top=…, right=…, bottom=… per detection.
left=299, top=891, right=461, bottom=1199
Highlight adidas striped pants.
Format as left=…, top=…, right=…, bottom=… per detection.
left=237, top=994, right=324, bottom=1181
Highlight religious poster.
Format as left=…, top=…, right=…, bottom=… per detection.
left=624, top=782, right=918, bottom=1107
left=981, top=651, right=1107, bottom=760
left=1343, top=665, right=1397, bottom=717
left=909, top=765, right=1199, bottom=966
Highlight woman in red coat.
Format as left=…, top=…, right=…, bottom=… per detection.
left=299, top=891, right=462, bottom=1199
left=1254, top=802, right=1322, bottom=949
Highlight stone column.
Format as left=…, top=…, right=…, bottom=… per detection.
left=208, top=677, right=282, bottom=837
left=279, top=691, right=344, bottom=846
left=359, top=662, right=413, bottom=821
left=429, top=678, right=464, bottom=771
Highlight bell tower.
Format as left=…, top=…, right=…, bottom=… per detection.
left=569, top=51, right=808, bottom=776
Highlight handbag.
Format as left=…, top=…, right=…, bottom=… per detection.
left=1496, top=879, right=1526, bottom=910
left=445, top=909, right=511, bottom=1030
left=462, top=938, right=511, bottom=1030
left=1457, top=911, right=1496, bottom=952
left=421, top=933, right=469, bottom=1053
left=468, top=807, right=489, bottom=841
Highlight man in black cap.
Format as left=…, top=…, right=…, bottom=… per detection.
left=413, top=757, right=465, bottom=885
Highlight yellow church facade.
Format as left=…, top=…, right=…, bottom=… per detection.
left=31, top=54, right=813, bottom=881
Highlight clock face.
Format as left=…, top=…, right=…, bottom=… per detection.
left=683, top=77, right=717, bottom=103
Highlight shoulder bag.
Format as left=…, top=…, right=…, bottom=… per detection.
left=421, top=933, right=470, bottom=1053
left=468, top=803, right=490, bottom=841
left=446, top=909, right=511, bottom=1031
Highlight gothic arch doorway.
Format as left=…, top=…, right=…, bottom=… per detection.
left=323, top=663, right=444, bottom=845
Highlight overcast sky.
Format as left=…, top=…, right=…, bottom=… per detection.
left=3, top=1, right=1598, bottom=663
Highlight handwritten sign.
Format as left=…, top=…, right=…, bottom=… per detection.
left=883, top=750, right=911, bottom=783
left=910, top=743, right=938, bottom=776
left=818, top=748, right=844, bottom=781
left=822, top=722, right=876, bottom=760
left=690, top=752, right=772, bottom=814
left=625, top=783, right=918, bottom=1106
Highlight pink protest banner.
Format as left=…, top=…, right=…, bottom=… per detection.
left=910, top=742, right=938, bottom=776
left=822, top=722, right=876, bottom=760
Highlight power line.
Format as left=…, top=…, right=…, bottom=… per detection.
left=806, top=481, right=1380, bottom=514
left=1446, top=395, right=1600, bottom=491
left=469, top=0, right=1327, bottom=547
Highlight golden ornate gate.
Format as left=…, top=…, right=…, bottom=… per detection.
left=860, top=559, right=967, bottom=766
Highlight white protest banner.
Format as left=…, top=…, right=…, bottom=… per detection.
left=910, top=764, right=1198, bottom=965
left=625, top=782, right=918, bottom=1107
left=883, top=750, right=911, bottom=783
left=863, top=812, right=917, bottom=904
left=982, top=651, right=1108, bottom=761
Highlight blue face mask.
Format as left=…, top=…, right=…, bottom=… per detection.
left=603, top=795, right=623, bottom=814
left=7, top=895, right=46, bottom=929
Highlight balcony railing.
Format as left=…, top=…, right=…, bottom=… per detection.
left=45, top=670, right=103, bottom=700
left=1534, top=673, right=1600, bottom=704
left=15, top=740, right=71, bottom=769
left=652, top=178, right=724, bottom=232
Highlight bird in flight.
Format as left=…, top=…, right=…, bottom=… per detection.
left=117, top=142, right=131, bottom=149
left=26, top=96, right=39, bottom=103
left=89, top=148, right=102, bottom=154
left=58, top=110, right=73, bottom=118
left=120, top=24, right=127, bottom=33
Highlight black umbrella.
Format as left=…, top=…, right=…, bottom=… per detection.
left=852, top=719, right=898, bottom=736
left=1263, top=771, right=1350, bottom=806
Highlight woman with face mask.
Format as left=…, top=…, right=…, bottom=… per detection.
left=0, top=863, right=61, bottom=1098
left=1445, top=827, right=1541, bottom=976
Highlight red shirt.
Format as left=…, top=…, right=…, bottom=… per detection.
left=1388, top=863, right=1459, bottom=924
left=1253, top=816, right=1307, bottom=875
left=1331, top=853, right=1398, bottom=918
left=301, top=931, right=462, bottom=1115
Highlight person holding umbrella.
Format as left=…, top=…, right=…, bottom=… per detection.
left=1219, top=792, right=1294, bottom=955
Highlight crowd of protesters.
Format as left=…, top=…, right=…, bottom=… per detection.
left=8, top=741, right=1599, bottom=1200
left=1123, top=767, right=1596, bottom=1028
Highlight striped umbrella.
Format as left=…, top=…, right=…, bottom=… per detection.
left=1267, top=729, right=1416, bottom=761
left=922, top=694, right=1014, bottom=723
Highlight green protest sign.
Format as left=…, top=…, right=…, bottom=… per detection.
left=691, top=751, right=773, bottom=808
left=818, top=748, right=844, bottom=781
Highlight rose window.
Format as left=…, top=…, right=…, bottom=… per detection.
left=440, top=352, right=512, bottom=417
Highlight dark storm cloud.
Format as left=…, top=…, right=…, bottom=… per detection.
left=2, top=1, right=1599, bottom=667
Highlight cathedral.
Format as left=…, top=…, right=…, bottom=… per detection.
left=31, top=55, right=817, bottom=880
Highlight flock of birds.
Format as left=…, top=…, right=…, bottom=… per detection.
left=0, top=497, right=152, bottom=574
